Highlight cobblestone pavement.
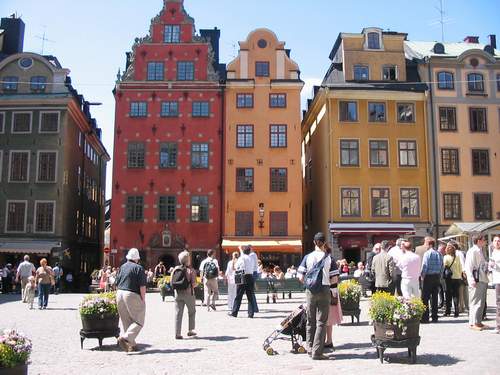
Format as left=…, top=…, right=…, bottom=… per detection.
left=0, top=289, right=498, bottom=375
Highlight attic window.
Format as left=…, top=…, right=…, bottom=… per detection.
left=470, top=58, right=479, bottom=67
left=164, top=25, right=180, bottom=43
left=367, top=32, right=380, bottom=49
left=258, top=39, right=267, bottom=49
left=19, top=57, right=33, bottom=69
left=433, top=43, right=445, bottom=54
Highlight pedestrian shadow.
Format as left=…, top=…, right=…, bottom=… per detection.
left=341, top=321, right=369, bottom=327
left=253, top=315, right=287, bottom=319
left=330, top=351, right=378, bottom=361
left=386, top=353, right=462, bottom=366
left=131, top=347, right=205, bottom=355
left=45, top=307, right=78, bottom=311
left=334, top=342, right=373, bottom=350
left=90, top=343, right=153, bottom=352
left=196, top=336, right=248, bottom=342
left=0, top=295, right=21, bottom=305
left=434, top=318, right=468, bottom=324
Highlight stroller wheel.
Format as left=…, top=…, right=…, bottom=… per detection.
left=266, top=347, right=275, bottom=356
left=297, top=346, right=306, bottom=354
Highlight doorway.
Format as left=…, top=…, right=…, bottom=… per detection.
left=343, top=247, right=361, bottom=265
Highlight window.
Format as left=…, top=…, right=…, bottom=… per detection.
left=369, top=140, right=388, bottom=167
left=397, top=103, right=415, bottom=123
left=236, top=125, right=253, bottom=148
left=368, top=102, right=386, bottom=122
left=236, top=94, right=253, bottom=108
left=467, top=73, right=484, bottom=92
left=177, top=61, right=194, bottom=81
left=164, top=25, right=181, bottom=43
left=0, top=112, right=4, bottom=133
left=235, top=212, right=253, bottom=236
left=159, top=196, right=176, bottom=222
left=441, top=148, right=460, bottom=175
left=399, top=141, right=417, bottom=167
left=6, top=201, right=27, bottom=232
left=367, top=32, right=380, bottom=49
left=340, top=140, right=359, bottom=166
left=147, top=62, right=164, bottom=81
left=9, top=151, right=29, bottom=182
left=437, top=71, right=454, bottom=90
left=269, top=94, right=287, bottom=108
left=159, top=143, right=177, bottom=168
left=382, top=66, right=397, bottom=81
left=161, top=101, right=179, bottom=117
left=400, top=188, right=419, bottom=217
left=270, top=212, right=288, bottom=236
left=353, top=65, right=369, bottom=80
left=255, top=61, right=270, bottom=77
left=126, top=196, right=144, bottom=221
left=469, top=108, right=487, bottom=132
left=236, top=168, right=254, bottom=192
left=497, top=74, right=500, bottom=91
left=443, top=193, right=461, bottom=220
left=30, top=76, right=47, bottom=92
left=472, top=149, right=490, bottom=175
left=439, top=107, right=457, bottom=131
left=39, top=112, right=59, bottom=133
left=12, top=112, right=31, bottom=133
left=37, top=152, right=57, bottom=182
left=474, top=193, right=492, bottom=220
left=341, top=188, right=361, bottom=217
left=3, top=76, right=18, bottom=91
left=371, top=188, right=390, bottom=217
left=192, top=101, right=209, bottom=117
left=127, top=143, right=145, bottom=168
left=270, top=125, right=287, bottom=148
left=130, top=102, right=147, bottom=117
left=339, top=101, right=358, bottom=122
left=35, top=201, right=55, bottom=233
left=191, top=196, right=208, bottom=222
left=191, top=143, right=209, bottom=169
left=270, top=168, right=287, bottom=192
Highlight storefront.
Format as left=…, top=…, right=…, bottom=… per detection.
left=443, top=221, right=500, bottom=257
left=0, top=240, right=61, bottom=268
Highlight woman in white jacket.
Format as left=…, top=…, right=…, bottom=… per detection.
left=225, top=251, right=239, bottom=311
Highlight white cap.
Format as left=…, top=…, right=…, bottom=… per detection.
left=126, top=248, right=140, bottom=261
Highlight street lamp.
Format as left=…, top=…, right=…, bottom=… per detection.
left=258, top=203, right=265, bottom=229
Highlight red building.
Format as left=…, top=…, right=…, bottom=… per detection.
left=111, top=0, right=225, bottom=269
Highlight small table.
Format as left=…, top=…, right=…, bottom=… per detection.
left=80, top=328, right=120, bottom=350
left=371, top=335, right=420, bottom=364
left=342, top=308, right=361, bottom=324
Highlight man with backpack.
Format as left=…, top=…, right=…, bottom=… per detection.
left=199, top=249, right=220, bottom=311
left=297, top=232, right=332, bottom=360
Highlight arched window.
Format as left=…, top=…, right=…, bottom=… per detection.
left=467, top=73, right=484, bottom=92
left=367, top=32, right=380, bottom=49
left=437, top=71, right=454, bottom=90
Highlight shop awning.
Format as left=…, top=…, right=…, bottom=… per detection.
left=445, top=221, right=500, bottom=236
left=221, top=238, right=302, bottom=253
left=329, top=223, right=416, bottom=234
left=0, top=241, right=60, bottom=255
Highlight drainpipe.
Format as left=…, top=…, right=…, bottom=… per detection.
left=219, top=84, right=225, bottom=263
left=426, top=58, right=440, bottom=238
left=325, top=87, right=334, bottom=250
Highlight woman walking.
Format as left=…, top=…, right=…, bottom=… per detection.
left=225, top=251, right=239, bottom=311
left=35, top=258, right=54, bottom=309
left=443, top=242, right=463, bottom=317
left=172, top=250, right=197, bottom=339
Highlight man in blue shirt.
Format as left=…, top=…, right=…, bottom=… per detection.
left=420, top=238, right=443, bottom=323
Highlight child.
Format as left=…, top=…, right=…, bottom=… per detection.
left=23, top=276, right=36, bottom=309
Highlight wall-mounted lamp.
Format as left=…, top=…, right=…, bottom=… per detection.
left=258, top=203, right=265, bottom=229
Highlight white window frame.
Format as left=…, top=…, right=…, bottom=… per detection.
left=364, top=29, right=384, bottom=50
left=397, top=139, right=418, bottom=167
left=8, top=150, right=30, bottom=183
left=0, top=111, right=5, bottom=133
left=11, top=111, right=32, bottom=134
left=400, top=187, right=421, bottom=218
left=38, top=111, right=60, bottom=133
left=370, top=186, right=391, bottom=217
left=34, top=200, right=56, bottom=234
left=36, top=150, right=58, bottom=183
left=5, top=200, right=28, bottom=233
left=340, top=186, right=362, bottom=217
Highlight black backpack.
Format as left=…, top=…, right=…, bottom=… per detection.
left=204, top=261, right=218, bottom=279
left=171, top=266, right=190, bottom=290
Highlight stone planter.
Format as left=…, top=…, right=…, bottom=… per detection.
left=373, top=320, right=420, bottom=341
left=0, top=364, right=28, bottom=375
left=81, top=314, right=119, bottom=332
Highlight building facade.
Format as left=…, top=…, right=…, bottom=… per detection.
left=111, top=0, right=225, bottom=269
left=222, top=29, right=303, bottom=268
left=302, top=28, right=430, bottom=262
left=0, top=16, right=109, bottom=286
left=405, top=36, right=500, bottom=237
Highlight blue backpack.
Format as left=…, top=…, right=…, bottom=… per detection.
left=304, top=254, right=327, bottom=293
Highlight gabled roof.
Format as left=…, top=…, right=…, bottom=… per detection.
left=405, top=41, right=500, bottom=60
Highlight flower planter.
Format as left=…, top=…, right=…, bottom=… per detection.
left=81, top=314, right=119, bottom=332
left=0, top=364, right=28, bottom=375
left=340, top=299, right=359, bottom=311
left=373, top=320, right=420, bottom=341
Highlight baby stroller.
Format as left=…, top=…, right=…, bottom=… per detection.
left=263, top=304, right=307, bottom=355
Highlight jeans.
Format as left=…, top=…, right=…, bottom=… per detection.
left=421, top=274, right=441, bottom=321
left=38, top=283, right=50, bottom=308
left=305, top=287, right=330, bottom=358
left=232, top=274, right=256, bottom=317
left=445, top=278, right=461, bottom=316
left=250, top=272, right=259, bottom=313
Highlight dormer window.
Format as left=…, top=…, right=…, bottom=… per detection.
left=382, top=66, right=397, bottom=81
left=353, top=65, right=369, bottom=80
left=30, top=76, right=47, bottom=92
left=2, top=76, right=18, bottom=92
left=467, top=73, right=484, bottom=92
left=367, top=32, right=381, bottom=49
left=164, top=25, right=180, bottom=43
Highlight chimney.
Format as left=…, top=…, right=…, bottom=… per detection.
left=0, top=16, right=25, bottom=55
left=463, top=36, right=479, bottom=43
left=489, top=34, right=497, bottom=50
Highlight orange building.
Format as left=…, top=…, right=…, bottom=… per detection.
left=222, top=29, right=303, bottom=268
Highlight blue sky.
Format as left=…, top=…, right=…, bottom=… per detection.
left=1, top=0, right=499, bottom=197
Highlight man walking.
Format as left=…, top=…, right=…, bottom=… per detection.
left=199, top=249, right=220, bottom=311
left=297, top=232, right=332, bottom=360
left=229, top=245, right=257, bottom=318
left=421, top=237, right=443, bottom=323
left=248, top=245, right=259, bottom=314
left=372, top=241, right=395, bottom=293
left=465, top=234, right=489, bottom=331
left=116, top=248, right=147, bottom=352
left=52, top=263, right=63, bottom=294
left=396, top=240, right=421, bottom=299
left=16, top=255, right=35, bottom=300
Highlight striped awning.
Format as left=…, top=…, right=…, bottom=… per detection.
left=0, top=241, right=60, bottom=255
left=329, top=223, right=416, bottom=234
left=221, top=238, right=302, bottom=253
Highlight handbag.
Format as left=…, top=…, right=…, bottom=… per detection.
left=443, top=256, right=455, bottom=280
left=234, top=270, right=245, bottom=285
left=472, top=269, right=480, bottom=283
left=330, top=289, right=338, bottom=306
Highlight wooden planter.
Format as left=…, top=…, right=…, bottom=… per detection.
left=0, top=364, right=28, bottom=375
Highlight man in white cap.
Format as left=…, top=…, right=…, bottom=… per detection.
left=115, top=248, right=147, bottom=352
